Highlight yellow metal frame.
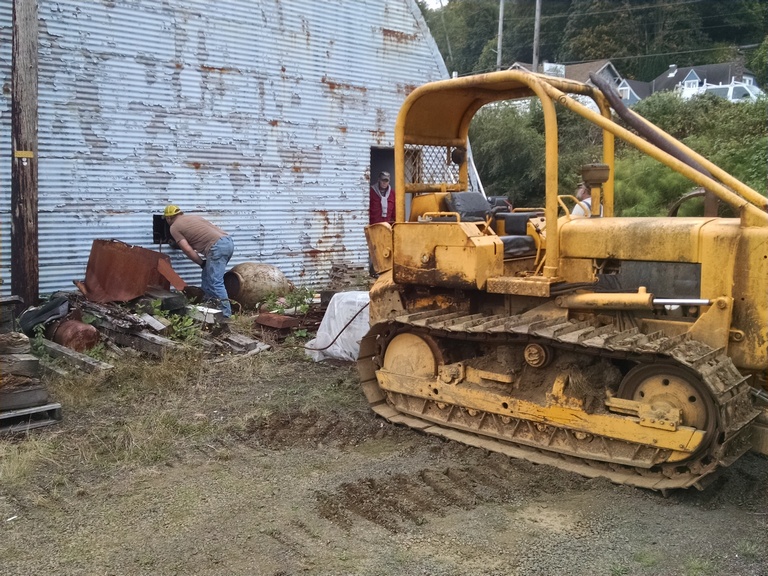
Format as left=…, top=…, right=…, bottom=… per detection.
left=392, top=71, right=768, bottom=282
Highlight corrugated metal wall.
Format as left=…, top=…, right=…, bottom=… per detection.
left=0, top=0, right=447, bottom=297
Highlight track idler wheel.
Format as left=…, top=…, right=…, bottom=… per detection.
left=382, top=332, right=444, bottom=378
left=617, top=363, right=718, bottom=440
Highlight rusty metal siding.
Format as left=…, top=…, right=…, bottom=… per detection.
left=0, top=0, right=447, bottom=297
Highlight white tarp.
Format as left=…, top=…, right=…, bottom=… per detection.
left=305, top=291, right=370, bottom=362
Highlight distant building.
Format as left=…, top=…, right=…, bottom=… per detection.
left=510, top=59, right=622, bottom=88
left=616, top=79, right=652, bottom=106
left=621, top=62, right=764, bottom=105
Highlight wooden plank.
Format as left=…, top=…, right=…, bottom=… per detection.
left=0, top=332, right=31, bottom=354
left=242, top=342, right=271, bottom=356
left=752, top=419, right=768, bottom=456
left=144, top=287, right=187, bottom=311
left=1, top=296, right=23, bottom=333
left=39, top=339, right=113, bottom=373
left=98, top=326, right=177, bottom=358
left=0, top=402, right=62, bottom=434
left=11, top=0, right=39, bottom=307
left=139, top=313, right=170, bottom=334
left=0, top=353, right=40, bottom=378
left=254, top=313, right=301, bottom=329
left=222, top=332, right=263, bottom=352
left=81, top=301, right=147, bottom=332
left=39, top=358, right=70, bottom=377
left=0, top=383, right=48, bottom=411
left=186, top=305, right=222, bottom=324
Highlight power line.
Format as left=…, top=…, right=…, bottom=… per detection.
left=544, top=0, right=710, bottom=20
left=561, top=45, right=752, bottom=65
left=508, top=0, right=754, bottom=24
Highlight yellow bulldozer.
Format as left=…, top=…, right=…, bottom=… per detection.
left=359, top=70, right=768, bottom=491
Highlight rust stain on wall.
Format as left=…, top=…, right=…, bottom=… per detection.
left=321, top=75, right=367, bottom=93
left=199, top=65, right=238, bottom=74
left=382, top=28, right=417, bottom=43
left=269, top=119, right=279, bottom=127
left=187, top=161, right=203, bottom=170
left=369, top=129, right=386, bottom=144
left=397, top=83, right=418, bottom=96
left=315, top=209, right=331, bottom=227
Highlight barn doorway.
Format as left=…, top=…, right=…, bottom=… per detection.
left=370, top=147, right=411, bottom=221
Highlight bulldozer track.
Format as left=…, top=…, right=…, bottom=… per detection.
left=358, top=309, right=760, bottom=491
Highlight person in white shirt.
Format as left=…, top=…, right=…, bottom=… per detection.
left=572, top=182, right=603, bottom=217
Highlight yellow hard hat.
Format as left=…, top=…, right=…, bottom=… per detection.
left=164, top=205, right=182, bottom=217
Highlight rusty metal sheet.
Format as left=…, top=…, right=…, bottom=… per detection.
left=74, top=239, right=185, bottom=303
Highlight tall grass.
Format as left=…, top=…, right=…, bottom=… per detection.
left=0, top=342, right=361, bottom=504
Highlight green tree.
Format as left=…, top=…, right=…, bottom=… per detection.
left=475, top=0, right=573, bottom=72
left=747, top=35, right=768, bottom=86
left=559, top=0, right=645, bottom=65
left=469, top=104, right=546, bottom=206
left=615, top=92, right=767, bottom=215
left=422, top=0, right=499, bottom=75
left=698, top=0, right=767, bottom=45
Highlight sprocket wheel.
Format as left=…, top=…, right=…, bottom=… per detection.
left=617, top=363, right=718, bottom=440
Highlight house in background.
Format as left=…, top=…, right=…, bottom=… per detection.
left=620, top=62, right=764, bottom=105
left=508, top=59, right=623, bottom=113
left=510, top=59, right=623, bottom=88
left=0, top=0, right=449, bottom=297
left=513, top=58, right=763, bottom=106
left=616, top=78, right=652, bottom=106
left=563, top=59, right=623, bottom=87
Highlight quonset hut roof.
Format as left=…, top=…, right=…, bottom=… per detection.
left=0, top=0, right=448, bottom=296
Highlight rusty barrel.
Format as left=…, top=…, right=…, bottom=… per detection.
left=224, top=262, right=292, bottom=310
left=46, top=319, right=100, bottom=352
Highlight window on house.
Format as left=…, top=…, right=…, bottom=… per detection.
left=618, top=87, right=630, bottom=99
left=744, top=77, right=754, bottom=86
left=684, top=80, right=698, bottom=89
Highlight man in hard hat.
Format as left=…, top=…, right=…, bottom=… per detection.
left=164, top=205, right=234, bottom=318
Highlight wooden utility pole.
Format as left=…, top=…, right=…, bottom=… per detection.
left=532, top=0, right=542, bottom=73
left=496, top=0, right=504, bottom=71
left=11, top=0, right=39, bottom=308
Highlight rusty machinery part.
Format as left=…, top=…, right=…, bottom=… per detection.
left=617, top=363, right=717, bottom=438
left=524, top=343, right=552, bottom=368
left=358, top=310, right=759, bottom=491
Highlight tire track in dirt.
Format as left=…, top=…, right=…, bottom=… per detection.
left=315, top=462, right=539, bottom=532
left=244, top=409, right=600, bottom=532
left=243, top=410, right=407, bottom=448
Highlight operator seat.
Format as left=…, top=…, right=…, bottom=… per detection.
left=445, top=192, right=537, bottom=258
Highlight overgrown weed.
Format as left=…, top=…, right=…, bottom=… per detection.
left=2, top=340, right=362, bottom=504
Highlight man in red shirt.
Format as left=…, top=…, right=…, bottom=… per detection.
left=369, top=171, right=395, bottom=225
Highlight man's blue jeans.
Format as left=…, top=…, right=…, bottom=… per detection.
left=201, top=236, right=234, bottom=317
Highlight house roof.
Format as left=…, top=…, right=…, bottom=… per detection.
left=509, top=59, right=622, bottom=85
left=623, top=78, right=652, bottom=99
left=651, top=62, right=755, bottom=92
left=564, top=59, right=618, bottom=84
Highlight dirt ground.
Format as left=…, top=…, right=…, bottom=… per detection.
left=1, top=345, right=767, bottom=576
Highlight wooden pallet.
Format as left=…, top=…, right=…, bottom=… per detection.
left=0, top=403, right=62, bottom=433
